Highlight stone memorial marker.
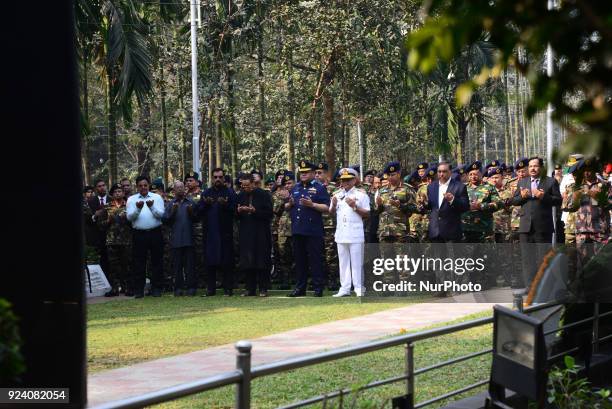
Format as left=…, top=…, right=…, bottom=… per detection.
left=85, top=264, right=111, bottom=298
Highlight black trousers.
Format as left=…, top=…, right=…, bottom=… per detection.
left=245, top=268, right=270, bottom=294
left=132, top=227, right=164, bottom=293
left=206, top=265, right=233, bottom=295
left=172, top=246, right=196, bottom=290
left=519, top=230, right=553, bottom=288
left=293, top=234, right=325, bottom=292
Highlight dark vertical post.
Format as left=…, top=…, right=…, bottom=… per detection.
left=235, top=341, right=252, bottom=409
left=2, top=1, right=86, bottom=407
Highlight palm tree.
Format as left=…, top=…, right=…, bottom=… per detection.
left=426, top=40, right=500, bottom=163
left=76, top=0, right=153, bottom=184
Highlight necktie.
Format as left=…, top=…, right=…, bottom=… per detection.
left=100, top=197, right=104, bottom=206
left=531, top=179, right=538, bottom=196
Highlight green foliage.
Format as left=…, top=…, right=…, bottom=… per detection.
left=546, top=355, right=612, bottom=409
left=0, top=299, right=25, bottom=385
left=77, top=0, right=548, bottom=184
left=406, top=0, right=612, bottom=162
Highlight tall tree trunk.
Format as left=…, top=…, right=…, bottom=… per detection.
left=306, top=48, right=339, bottom=161
left=323, top=92, right=335, bottom=169
left=345, top=121, right=350, bottom=167
left=340, top=109, right=346, bottom=167
left=286, top=50, right=296, bottom=171
left=199, top=106, right=207, bottom=176
left=105, top=72, right=118, bottom=184
left=514, top=66, right=524, bottom=157
left=457, top=116, right=468, bottom=164
left=138, top=100, right=152, bottom=177
left=208, top=102, right=215, bottom=185
left=315, top=107, right=322, bottom=160
left=215, top=105, right=222, bottom=170
left=226, top=43, right=238, bottom=177
left=81, top=56, right=90, bottom=185
left=160, top=64, right=169, bottom=188
left=257, top=17, right=267, bottom=175
left=178, top=71, right=187, bottom=180
left=503, top=70, right=511, bottom=163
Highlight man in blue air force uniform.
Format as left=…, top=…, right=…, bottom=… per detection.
left=286, top=160, right=330, bottom=297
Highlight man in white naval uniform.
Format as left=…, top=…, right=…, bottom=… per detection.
left=329, top=168, right=370, bottom=297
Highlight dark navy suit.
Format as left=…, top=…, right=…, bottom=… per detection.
left=427, top=179, right=470, bottom=242
left=290, top=180, right=330, bottom=292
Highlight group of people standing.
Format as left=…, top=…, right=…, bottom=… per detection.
left=83, top=154, right=611, bottom=298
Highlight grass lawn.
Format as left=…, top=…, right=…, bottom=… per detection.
left=88, top=293, right=411, bottom=373
left=152, top=312, right=493, bottom=409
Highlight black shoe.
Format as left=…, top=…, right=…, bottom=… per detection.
left=313, top=290, right=323, bottom=297
left=174, top=290, right=184, bottom=297
left=104, top=289, right=118, bottom=297
left=287, top=289, right=306, bottom=297
left=134, top=292, right=144, bottom=299
left=125, top=290, right=134, bottom=297
left=241, top=292, right=256, bottom=297
left=224, top=291, right=233, bottom=297
left=152, top=289, right=162, bottom=297
left=186, top=288, right=197, bottom=296
left=202, top=291, right=216, bottom=297
left=259, top=291, right=268, bottom=297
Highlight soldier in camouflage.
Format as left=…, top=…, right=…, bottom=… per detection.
left=271, top=170, right=291, bottom=288
left=97, top=183, right=132, bottom=296
left=488, top=167, right=512, bottom=243
left=277, top=173, right=295, bottom=289
left=566, top=159, right=611, bottom=246
left=462, top=161, right=502, bottom=243
left=507, top=158, right=529, bottom=244
left=315, top=162, right=339, bottom=291
left=410, top=166, right=435, bottom=243
left=375, top=161, right=418, bottom=243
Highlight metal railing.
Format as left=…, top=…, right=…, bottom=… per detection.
left=90, top=300, right=610, bottom=409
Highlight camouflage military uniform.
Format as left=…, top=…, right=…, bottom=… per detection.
left=376, top=183, right=417, bottom=243
left=462, top=182, right=502, bottom=243
left=409, top=182, right=429, bottom=243
left=98, top=202, right=131, bottom=291
left=271, top=190, right=288, bottom=288
left=562, top=190, right=578, bottom=245
left=324, top=182, right=339, bottom=290
left=187, top=189, right=206, bottom=288
left=277, top=197, right=293, bottom=287
left=462, top=182, right=502, bottom=288
left=505, top=177, right=522, bottom=244
left=492, top=185, right=513, bottom=243
left=566, top=179, right=611, bottom=272
left=567, top=179, right=611, bottom=244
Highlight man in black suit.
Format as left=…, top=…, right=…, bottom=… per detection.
left=510, top=157, right=561, bottom=243
left=427, top=162, right=470, bottom=242
left=426, top=162, right=470, bottom=296
left=510, top=157, right=561, bottom=288
left=87, top=179, right=110, bottom=276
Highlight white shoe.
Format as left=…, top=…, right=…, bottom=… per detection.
left=332, top=292, right=351, bottom=297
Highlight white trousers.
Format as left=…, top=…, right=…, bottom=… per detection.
left=337, top=242, right=365, bottom=295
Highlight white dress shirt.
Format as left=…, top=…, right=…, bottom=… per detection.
left=332, top=187, right=370, bottom=243
left=126, top=191, right=165, bottom=230
left=438, top=178, right=451, bottom=209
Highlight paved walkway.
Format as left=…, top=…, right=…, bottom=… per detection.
left=87, top=301, right=497, bottom=407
